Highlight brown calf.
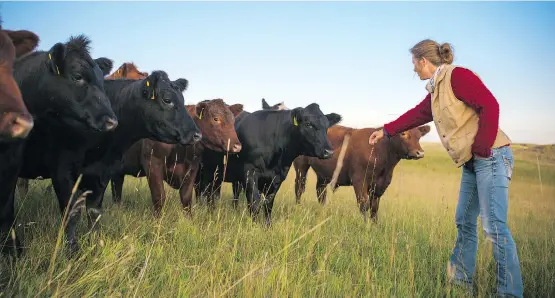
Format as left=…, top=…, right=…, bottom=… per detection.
left=110, top=99, right=243, bottom=216
left=0, top=25, right=39, bottom=141
left=105, top=62, right=148, bottom=80
left=293, top=124, right=430, bottom=222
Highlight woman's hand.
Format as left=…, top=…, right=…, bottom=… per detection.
left=369, top=129, right=385, bottom=145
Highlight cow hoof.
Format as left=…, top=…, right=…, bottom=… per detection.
left=65, top=240, right=80, bottom=258
left=1, top=240, right=24, bottom=258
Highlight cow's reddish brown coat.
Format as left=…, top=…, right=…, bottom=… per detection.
left=112, top=99, right=243, bottom=216
left=105, top=62, right=148, bottom=80
left=0, top=26, right=39, bottom=140
left=293, top=124, right=430, bottom=222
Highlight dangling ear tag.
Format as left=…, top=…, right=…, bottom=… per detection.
left=49, top=53, right=60, bottom=75
left=151, top=90, right=155, bottom=100
left=117, top=69, right=121, bottom=74
left=198, top=109, right=203, bottom=119
left=146, top=81, right=150, bottom=87
left=293, top=116, right=298, bottom=126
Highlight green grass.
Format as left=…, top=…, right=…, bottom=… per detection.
left=1, top=142, right=554, bottom=297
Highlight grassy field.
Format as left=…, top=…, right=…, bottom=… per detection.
left=1, top=142, right=554, bottom=297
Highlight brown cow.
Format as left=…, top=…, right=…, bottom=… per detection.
left=0, top=25, right=39, bottom=141
left=110, top=99, right=243, bottom=216
left=105, top=62, right=148, bottom=80
left=0, top=22, right=39, bottom=255
left=293, top=124, right=430, bottom=222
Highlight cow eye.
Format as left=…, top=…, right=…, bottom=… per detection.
left=305, top=123, right=313, bottom=128
left=213, top=117, right=220, bottom=122
left=162, top=97, right=173, bottom=105
left=72, top=74, right=84, bottom=82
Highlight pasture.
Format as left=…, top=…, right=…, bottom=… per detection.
left=1, top=142, right=553, bottom=297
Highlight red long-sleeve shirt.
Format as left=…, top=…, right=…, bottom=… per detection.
left=383, top=67, right=501, bottom=158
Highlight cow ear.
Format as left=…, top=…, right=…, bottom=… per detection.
left=228, top=104, right=244, bottom=117
left=172, top=78, right=189, bottom=92
left=261, top=98, right=271, bottom=110
left=5, top=29, right=39, bottom=58
left=291, top=107, right=303, bottom=127
left=418, top=125, right=431, bottom=136
left=119, top=63, right=128, bottom=77
left=143, top=71, right=161, bottom=100
left=195, top=102, right=208, bottom=120
left=95, top=57, right=113, bottom=76
left=325, top=113, right=342, bottom=126
left=47, top=42, right=66, bottom=76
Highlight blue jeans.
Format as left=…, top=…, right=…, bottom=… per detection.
left=448, top=146, right=523, bottom=297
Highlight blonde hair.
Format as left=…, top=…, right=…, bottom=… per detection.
left=410, top=39, right=454, bottom=66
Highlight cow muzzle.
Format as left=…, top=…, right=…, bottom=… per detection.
left=320, top=149, right=334, bottom=159
left=7, top=112, right=34, bottom=139
left=406, top=150, right=424, bottom=160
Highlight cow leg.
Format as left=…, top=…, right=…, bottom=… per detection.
left=16, top=178, right=29, bottom=199
left=352, top=176, right=371, bottom=223
left=315, top=177, right=328, bottom=205
left=231, top=181, right=243, bottom=209
left=260, top=180, right=282, bottom=227
left=178, top=173, right=196, bottom=217
left=110, top=173, right=125, bottom=204
left=147, top=166, right=166, bottom=217
left=294, top=163, right=309, bottom=204
left=244, top=169, right=261, bottom=219
left=370, top=169, right=393, bottom=223
left=0, top=145, right=24, bottom=256
left=50, top=167, right=82, bottom=257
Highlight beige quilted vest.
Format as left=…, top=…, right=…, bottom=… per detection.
left=427, top=64, right=511, bottom=167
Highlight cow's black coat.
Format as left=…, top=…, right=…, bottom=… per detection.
left=196, top=103, right=341, bottom=225
left=20, top=71, right=201, bottom=256
left=1, top=35, right=116, bottom=256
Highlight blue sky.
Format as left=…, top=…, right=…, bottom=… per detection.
left=2, top=1, right=554, bottom=144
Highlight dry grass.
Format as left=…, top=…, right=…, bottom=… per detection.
left=1, top=142, right=554, bottom=297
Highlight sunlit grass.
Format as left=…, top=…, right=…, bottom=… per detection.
left=1, top=142, right=553, bottom=297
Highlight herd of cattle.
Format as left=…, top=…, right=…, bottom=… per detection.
left=0, top=24, right=431, bottom=258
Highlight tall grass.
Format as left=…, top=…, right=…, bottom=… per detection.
left=1, top=143, right=554, bottom=297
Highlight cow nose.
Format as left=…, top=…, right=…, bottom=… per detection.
left=232, top=143, right=242, bottom=153
left=193, top=132, right=202, bottom=143
left=323, top=149, right=334, bottom=158
left=416, top=150, right=424, bottom=158
left=11, top=115, right=34, bottom=138
left=104, top=118, right=118, bottom=131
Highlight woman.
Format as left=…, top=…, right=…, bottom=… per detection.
left=368, top=39, right=523, bottom=297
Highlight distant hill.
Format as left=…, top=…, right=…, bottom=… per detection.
left=511, top=143, right=555, bottom=165
left=420, top=142, right=555, bottom=165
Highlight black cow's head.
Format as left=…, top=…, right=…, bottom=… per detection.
left=40, top=35, right=117, bottom=132
left=135, top=71, right=201, bottom=145
left=291, top=103, right=342, bottom=159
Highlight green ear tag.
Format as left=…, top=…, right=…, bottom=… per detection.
left=293, top=116, right=298, bottom=126
left=199, top=109, right=203, bottom=119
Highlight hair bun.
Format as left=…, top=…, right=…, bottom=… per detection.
left=439, top=42, right=454, bottom=64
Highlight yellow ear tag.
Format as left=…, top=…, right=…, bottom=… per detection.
left=117, top=69, right=121, bottom=74
left=48, top=53, right=52, bottom=60
left=151, top=90, right=155, bottom=100
left=146, top=81, right=150, bottom=87
left=198, top=109, right=203, bottom=119
left=56, top=65, right=60, bottom=75
left=293, top=116, right=298, bottom=126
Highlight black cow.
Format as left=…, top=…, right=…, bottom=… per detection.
left=1, top=35, right=116, bottom=256
left=194, top=98, right=286, bottom=204
left=196, top=103, right=341, bottom=225
left=21, top=71, right=200, bottom=256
